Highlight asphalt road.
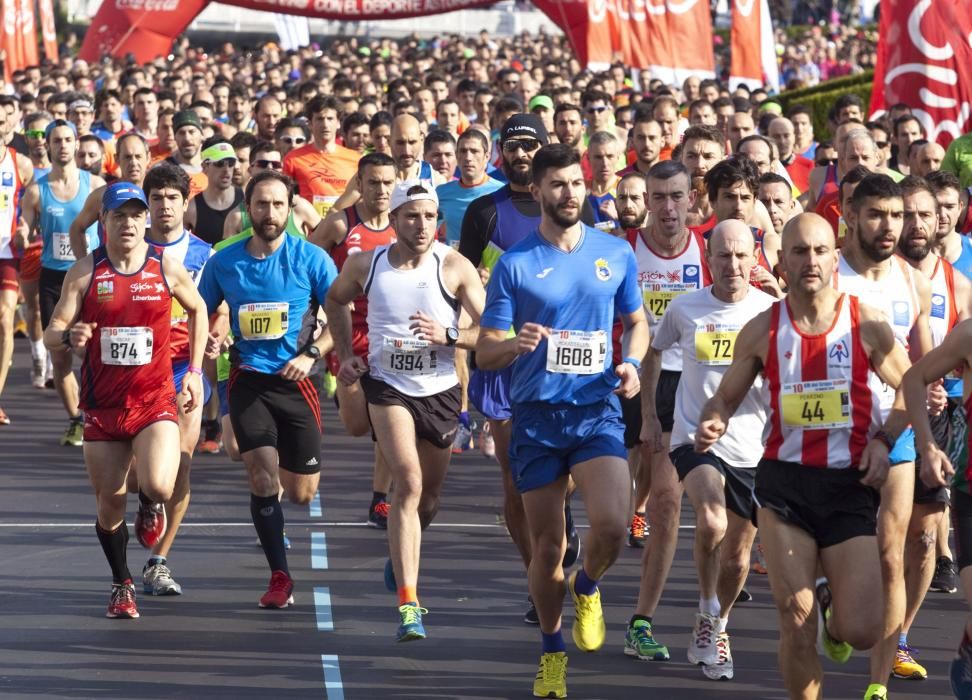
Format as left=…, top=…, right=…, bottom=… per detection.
left=0, top=340, right=964, bottom=699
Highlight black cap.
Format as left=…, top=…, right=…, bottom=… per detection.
left=173, top=109, right=202, bottom=133
left=500, top=113, right=549, bottom=146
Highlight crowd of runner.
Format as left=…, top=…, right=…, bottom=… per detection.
left=3, top=26, right=972, bottom=700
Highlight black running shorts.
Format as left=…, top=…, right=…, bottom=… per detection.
left=670, top=444, right=756, bottom=521
left=360, top=374, right=461, bottom=450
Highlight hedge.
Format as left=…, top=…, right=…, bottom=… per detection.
left=773, top=70, right=874, bottom=140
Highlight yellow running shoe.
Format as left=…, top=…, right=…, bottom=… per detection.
left=892, top=644, right=928, bottom=679
left=863, top=682, right=888, bottom=699
left=569, top=570, right=605, bottom=652
left=533, top=651, right=567, bottom=698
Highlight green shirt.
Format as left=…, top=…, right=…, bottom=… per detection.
left=942, top=132, right=972, bottom=188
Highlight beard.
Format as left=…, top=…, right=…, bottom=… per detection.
left=619, top=210, right=647, bottom=229
left=502, top=157, right=531, bottom=187
left=253, top=218, right=285, bottom=242
left=859, top=234, right=897, bottom=263
left=542, top=197, right=581, bottom=228
left=692, top=176, right=707, bottom=202
left=899, top=237, right=933, bottom=262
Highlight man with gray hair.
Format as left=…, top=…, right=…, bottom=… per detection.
left=587, top=130, right=622, bottom=231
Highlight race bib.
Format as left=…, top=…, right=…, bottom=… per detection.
left=100, top=326, right=153, bottom=366
left=381, top=336, right=437, bottom=376
left=642, top=282, right=694, bottom=321
left=694, top=324, right=741, bottom=366
left=170, top=297, right=187, bottom=325
left=52, top=232, right=75, bottom=261
left=312, top=195, right=338, bottom=218
left=781, top=378, right=851, bottom=430
left=239, top=302, right=288, bottom=340
left=546, top=330, right=606, bottom=375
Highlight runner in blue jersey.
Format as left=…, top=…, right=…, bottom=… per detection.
left=436, top=129, right=502, bottom=247
left=476, top=144, right=649, bottom=699
left=929, top=170, right=972, bottom=280
left=198, top=170, right=337, bottom=609
left=20, top=119, right=104, bottom=446
left=138, top=163, right=214, bottom=598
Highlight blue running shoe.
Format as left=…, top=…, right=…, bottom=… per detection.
left=384, top=558, right=396, bottom=592
left=397, top=602, right=427, bottom=642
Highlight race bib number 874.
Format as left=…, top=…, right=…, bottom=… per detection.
left=100, top=326, right=153, bottom=366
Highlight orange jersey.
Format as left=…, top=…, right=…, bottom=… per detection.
left=283, top=143, right=360, bottom=219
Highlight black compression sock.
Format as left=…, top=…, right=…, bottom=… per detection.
left=96, top=521, right=132, bottom=584
left=250, top=493, right=288, bottom=574
left=371, top=491, right=386, bottom=506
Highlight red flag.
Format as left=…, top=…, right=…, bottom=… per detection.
left=2, top=0, right=37, bottom=81
left=871, top=0, right=972, bottom=146
left=730, top=0, right=779, bottom=91
left=78, top=0, right=208, bottom=64
left=38, top=0, right=58, bottom=62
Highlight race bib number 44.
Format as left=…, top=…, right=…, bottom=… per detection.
left=781, top=379, right=851, bottom=430
left=381, top=336, right=437, bottom=376
left=239, top=302, right=288, bottom=340
left=100, top=326, right=153, bottom=366
left=546, top=330, right=606, bottom=375
left=694, top=324, right=740, bottom=366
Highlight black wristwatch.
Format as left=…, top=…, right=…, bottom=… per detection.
left=304, top=345, right=321, bottom=360
left=61, top=328, right=72, bottom=349
left=445, top=327, right=459, bottom=346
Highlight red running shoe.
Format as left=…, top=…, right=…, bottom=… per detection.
left=106, top=580, right=139, bottom=618
left=134, top=502, right=167, bottom=549
left=259, top=570, right=294, bottom=608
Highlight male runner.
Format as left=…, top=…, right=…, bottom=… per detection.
left=42, top=182, right=208, bottom=618
left=21, top=119, right=104, bottom=445
left=313, top=152, right=397, bottom=526
left=759, top=172, right=799, bottom=238
left=476, top=144, right=649, bottom=699
left=625, top=159, right=711, bottom=661
left=436, top=129, right=502, bottom=248
left=139, top=163, right=215, bottom=596
left=199, top=170, right=337, bottom=608
left=185, top=140, right=243, bottom=245
left=698, top=212, right=911, bottom=700
left=649, top=220, right=776, bottom=680
left=834, top=173, right=935, bottom=699
left=326, top=181, right=484, bottom=641
left=928, top=170, right=972, bottom=280
left=165, top=110, right=207, bottom=198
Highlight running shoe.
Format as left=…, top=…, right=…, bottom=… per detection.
left=134, top=501, right=167, bottom=549
left=735, top=588, right=753, bottom=603
left=451, top=421, right=474, bottom=453
left=396, top=602, right=427, bottom=642
left=623, top=619, right=670, bottom=660
left=60, top=419, right=83, bottom=447
left=142, top=560, right=183, bottom=596
left=479, top=423, right=496, bottom=459
left=197, top=420, right=221, bottom=455
left=950, top=639, right=972, bottom=699
left=863, top=683, right=888, bottom=699
left=0, top=407, right=9, bottom=425
left=931, top=555, right=959, bottom=593
left=751, top=543, right=768, bottom=575
left=524, top=596, right=539, bottom=625
left=628, top=511, right=647, bottom=548
left=815, top=577, right=852, bottom=663
left=368, top=499, right=390, bottom=529
left=533, top=651, right=567, bottom=699
left=258, top=570, right=294, bottom=608
left=568, top=570, right=605, bottom=652
left=563, top=502, right=580, bottom=568
left=687, top=612, right=719, bottom=666
left=30, top=359, right=45, bottom=389
left=702, top=632, right=734, bottom=681
left=892, top=644, right=927, bottom=679
left=384, top=558, right=397, bottom=592
left=106, top=579, right=139, bottom=618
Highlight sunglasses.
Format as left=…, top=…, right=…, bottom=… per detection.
left=254, top=159, right=282, bottom=170
left=586, top=106, right=609, bottom=114
left=816, top=158, right=838, bottom=166
left=281, top=136, right=306, bottom=145
left=25, top=129, right=45, bottom=139
left=502, top=138, right=541, bottom=153
left=210, top=159, right=238, bottom=169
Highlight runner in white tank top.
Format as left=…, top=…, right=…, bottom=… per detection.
left=697, top=212, right=912, bottom=698
left=648, top=220, right=775, bottom=680
left=325, top=181, right=485, bottom=643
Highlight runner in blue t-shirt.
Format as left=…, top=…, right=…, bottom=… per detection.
left=197, top=171, right=337, bottom=610
left=476, top=144, right=649, bottom=699
left=436, top=130, right=504, bottom=247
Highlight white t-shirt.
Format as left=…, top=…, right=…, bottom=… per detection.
left=651, top=286, right=776, bottom=468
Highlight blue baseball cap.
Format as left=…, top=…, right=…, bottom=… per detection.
left=44, top=118, right=78, bottom=139
left=102, top=182, right=148, bottom=211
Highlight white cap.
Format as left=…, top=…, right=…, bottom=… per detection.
left=390, top=180, right=438, bottom=212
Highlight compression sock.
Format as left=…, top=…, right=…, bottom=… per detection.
left=250, top=493, right=289, bottom=574
left=371, top=491, right=387, bottom=507
left=96, top=521, right=132, bottom=584
left=542, top=629, right=566, bottom=653
left=572, top=568, right=598, bottom=596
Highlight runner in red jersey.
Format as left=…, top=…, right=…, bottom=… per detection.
left=43, top=182, right=209, bottom=620
left=312, top=152, right=397, bottom=527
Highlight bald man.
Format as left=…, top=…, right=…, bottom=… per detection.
left=911, top=142, right=946, bottom=178
left=646, top=220, right=776, bottom=680
left=698, top=213, right=912, bottom=699
left=330, top=114, right=446, bottom=211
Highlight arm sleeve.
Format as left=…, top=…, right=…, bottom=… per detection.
left=458, top=195, right=494, bottom=267
left=480, top=257, right=515, bottom=331
left=614, top=249, right=642, bottom=316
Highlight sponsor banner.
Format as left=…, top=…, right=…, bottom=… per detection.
left=38, top=0, right=58, bottom=61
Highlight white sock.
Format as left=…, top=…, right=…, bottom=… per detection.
left=30, top=339, right=45, bottom=362
left=699, top=595, right=720, bottom=617
left=718, top=616, right=728, bottom=634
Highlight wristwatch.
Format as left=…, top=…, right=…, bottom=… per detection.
left=446, top=327, right=460, bottom=346
left=304, top=345, right=321, bottom=360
